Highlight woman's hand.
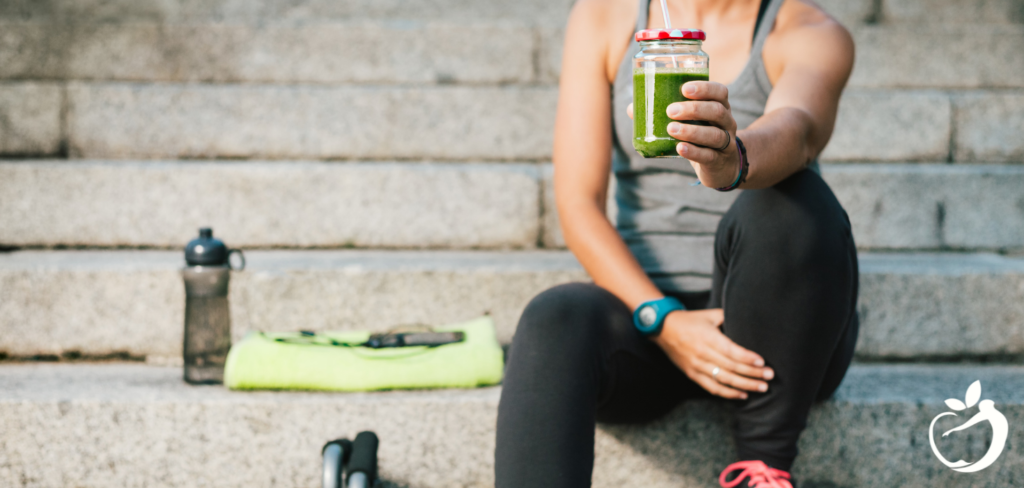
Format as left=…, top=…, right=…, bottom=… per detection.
left=654, top=308, right=774, bottom=399
left=666, top=81, right=741, bottom=188
left=626, top=81, right=742, bottom=189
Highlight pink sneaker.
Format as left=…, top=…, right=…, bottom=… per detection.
left=718, top=460, right=794, bottom=488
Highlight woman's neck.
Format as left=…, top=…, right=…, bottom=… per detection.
left=656, top=0, right=761, bottom=29
left=647, top=0, right=766, bottom=86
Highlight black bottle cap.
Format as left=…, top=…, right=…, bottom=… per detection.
left=185, top=227, right=229, bottom=266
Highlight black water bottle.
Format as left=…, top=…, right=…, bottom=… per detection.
left=182, top=228, right=245, bottom=384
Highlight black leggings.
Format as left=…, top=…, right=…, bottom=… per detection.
left=495, top=169, right=859, bottom=486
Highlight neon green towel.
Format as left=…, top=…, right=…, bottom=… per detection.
left=224, top=316, right=504, bottom=391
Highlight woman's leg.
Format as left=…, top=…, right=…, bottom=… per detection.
left=495, top=282, right=710, bottom=487
left=710, top=169, right=860, bottom=471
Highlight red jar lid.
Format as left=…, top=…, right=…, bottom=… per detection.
left=635, top=28, right=706, bottom=42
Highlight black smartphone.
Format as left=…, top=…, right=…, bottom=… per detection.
left=364, top=331, right=465, bottom=349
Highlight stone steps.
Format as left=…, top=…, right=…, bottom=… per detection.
left=880, top=0, right=1024, bottom=25
left=0, top=160, right=544, bottom=249
left=2, top=249, right=1022, bottom=360
left=3, top=161, right=1023, bottom=250
left=0, top=20, right=548, bottom=85
left=2, top=84, right=1021, bottom=161
left=0, top=0, right=578, bottom=24
left=3, top=22, right=1022, bottom=90
left=2, top=5, right=1022, bottom=89
left=1, top=362, right=1022, bottom=487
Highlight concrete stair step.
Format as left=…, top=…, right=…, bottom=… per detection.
left=0, top=0, right=577, bottom=24
left=2, top=20, right=1021, bottom=89
left=849, top=25, right=1024, bottom=89
left=2, top=83, right=1021, bottom=161
left=1, top=362, right=1022, bottom=487
left=0, top=160, right=544, bottom=249
left=880, top=0, right=1024, bottom=25
left=4, top=161, right=1022, bottom=251
left=0, top=20, right=549, bottom=85
left=826, top=164, right=1024, bottom=250
left=0, top=83, right=62, bottom=157
left=1, top=249, right=1022, bottom=360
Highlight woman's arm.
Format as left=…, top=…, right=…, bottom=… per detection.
left=665, top=9, right=855, bottom=189
left=554, top=0, right=770, bottom=400
left=554, top=0, right=662, bottom=311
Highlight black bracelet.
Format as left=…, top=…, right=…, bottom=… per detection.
left=714, top=135, right=748, bottom=192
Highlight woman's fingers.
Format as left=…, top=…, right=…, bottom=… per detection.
left=713, top=333, right=767, bottom=368
left=681, top=81, right=731, bottom=108
left=667, top=123, right=730, bottom=148
left=731, top=360, right=775, bottom=381
left=696, top=373, right=748, bottom=399
left=626, top=103, right=634, bottom=120
left=714, top=367, right=769, bottom=393
left=693, top=367, right=748, bottom=400
left=702, top=351, right=771, bottom=392
left=666, top=100, right=733, bottom=130
left=675, top=142, right=718, bottom=163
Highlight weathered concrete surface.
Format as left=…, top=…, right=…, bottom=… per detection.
left=821, top=90, right=951, bottom=161
left=67, top=83, right=558, bottom=160
left=536, top=25, right=565, bottom=84
left=0, top=252, right=183, bottom=358
left=850, top=26, right=1024, bottom=88
left=954, top=92, right=1024, bottom=162
left=0, top=83, right=62, bottom=155
left=856, top=252, right=1024, bottom=359
left=881, top=0, right=1024, bottom=24
left=823, top=164, right=1024, bottom=250
left=2, top=250, right=1023, bottom=360
left=0, top=161, right=541, bottom=248
left=0, top=21, right=537, bottom=84
left=0, top=0, right=577, bottom=24
left=1, top=363, right=1023, bottom=487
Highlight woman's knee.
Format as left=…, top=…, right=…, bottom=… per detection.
left=512, top=282, right=628, bottom=360
left=720, top=170, right=853, bottom=266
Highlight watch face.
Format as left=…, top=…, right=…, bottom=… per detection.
left=639, top=306, right=657, bottom=327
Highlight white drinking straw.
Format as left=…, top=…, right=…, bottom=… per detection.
left=660, top=0, right=679, bottom=68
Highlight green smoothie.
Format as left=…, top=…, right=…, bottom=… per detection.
left=632, top=67, right=710, bottom=158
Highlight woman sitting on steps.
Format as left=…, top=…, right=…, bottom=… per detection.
left=495, top=0, right=858, bottom=487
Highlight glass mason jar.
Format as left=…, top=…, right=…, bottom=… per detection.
left=632, top=29, right=710, bottom=158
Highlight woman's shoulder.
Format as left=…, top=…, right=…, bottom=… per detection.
left=565, top=0, right=638, bottom=82
left=772, top=0, right=853, bottom=47
left=764, top=0, right=855, bottom=82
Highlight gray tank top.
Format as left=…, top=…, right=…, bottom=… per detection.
left=611, top=0, right=817, bottom=292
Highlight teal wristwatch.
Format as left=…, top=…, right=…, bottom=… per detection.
left=633, top=297, right=686, bottom=336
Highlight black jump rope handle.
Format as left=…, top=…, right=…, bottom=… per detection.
left=319, top=431, right=376, bottom=484
left=347, top=431, right=379, bottom=485
left=322, top=439, right=352, bottom=488
left=323, top=438, right=353, bottom=460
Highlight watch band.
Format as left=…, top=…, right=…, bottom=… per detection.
left=633, top=297, right=686, bottom=337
